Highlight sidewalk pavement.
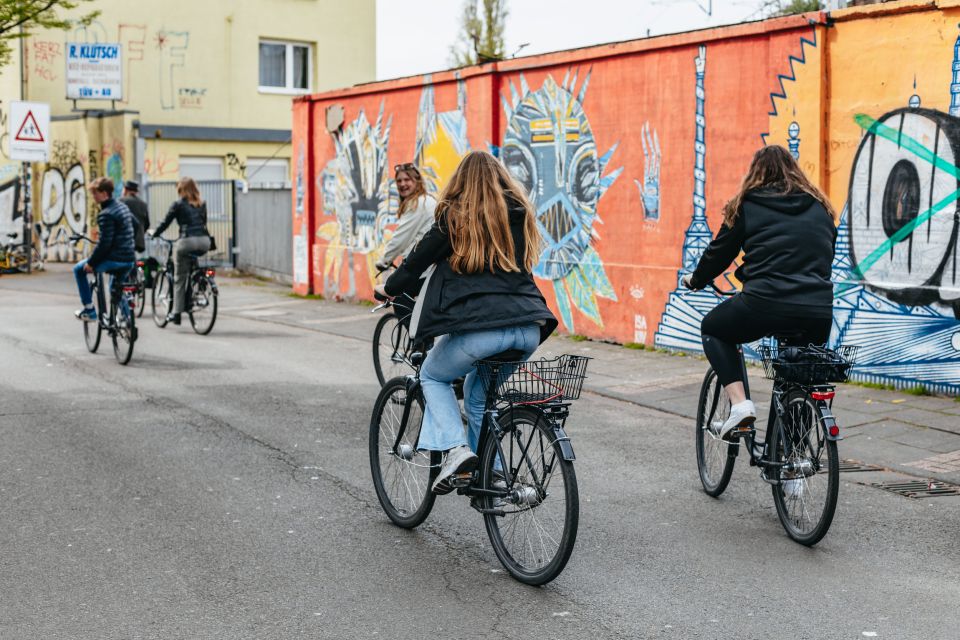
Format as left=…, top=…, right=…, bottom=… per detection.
left=14, top=265, right=960, bottom=487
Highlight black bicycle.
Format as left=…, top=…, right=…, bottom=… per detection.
left=371, top=292, right=417, bottom=386
left=71, top=234, right=137, bottom=365
left=694, top=284, right=857, bottom=546
left=369, top=343, right=586, bottom=585
left=151, top=237, right=218, bottom=334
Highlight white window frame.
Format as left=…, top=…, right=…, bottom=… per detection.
left=246, top=157, right=291, bottom=188
left=258, top=39, right=313, bottom=95
left=178, top=156, right=224, bottom=181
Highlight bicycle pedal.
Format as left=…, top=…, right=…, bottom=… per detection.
left=449, top=472, right=473, bottom=488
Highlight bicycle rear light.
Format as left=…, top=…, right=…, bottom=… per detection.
left=205, top=268, right=216, bottom=277
left=829, top=425, right=840, bottom=437
left=811, top=391, right=835, bottom=401
left=136, top=260, right=144, bottom=267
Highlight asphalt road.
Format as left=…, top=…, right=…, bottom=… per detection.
left=1, top=269, right=958, bottom=639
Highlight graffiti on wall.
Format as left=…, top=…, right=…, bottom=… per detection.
left=156, top=30, right=189, bottom=110
left=502, top=70, right=622, bottom=331
left=415, top=78, right=470, bottom=196
left=31, top=40, right=62, bottom=82
left=635, top=122, right=662, bottom=221
left=40, top=141, right=87, bottom=261
left=118, top=24, right=146, bottom=104
left=0, top=179, right=21, bottom=240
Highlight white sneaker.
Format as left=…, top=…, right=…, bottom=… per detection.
left=717, top=400, right=756, bottom=440
left=432, top=445, right=478, bottom=494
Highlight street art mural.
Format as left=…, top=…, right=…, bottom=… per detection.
left=501, top=70, right=622, bottom=332
left=39, top=141, right=88, bottom=262
left=415, top=79, right=470, bottom=197
left=0, top=179, right=20, bottom=241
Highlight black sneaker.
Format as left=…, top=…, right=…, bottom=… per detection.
left=165, top=312, right=181, bottom=325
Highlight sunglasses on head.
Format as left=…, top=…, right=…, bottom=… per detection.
left=394, top=163, right=420, bottom=175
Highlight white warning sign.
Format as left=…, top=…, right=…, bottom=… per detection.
left=8, top=101, right=50, bottom=162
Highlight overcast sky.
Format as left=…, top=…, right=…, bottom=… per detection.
left=377, top=0, right=771, bottom=81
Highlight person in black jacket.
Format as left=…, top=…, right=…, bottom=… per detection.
left=375, top=150, right=558, bottom=494
left=120, top=180, right=149, bottom=254
left=682, top=145, right=838, bottom=439
left=151, top=177, right=211, bottom=325
left=73, top=177, right=136, bottom=322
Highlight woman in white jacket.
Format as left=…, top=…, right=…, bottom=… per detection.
left=376, top=163, right=436, bottom=271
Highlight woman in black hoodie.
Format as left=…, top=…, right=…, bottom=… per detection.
left=683, top=145, right=838, bottom=439
left=375, top=150, right=558, bottom=493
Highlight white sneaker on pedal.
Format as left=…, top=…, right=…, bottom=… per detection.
left=432, top=445, right=478, bottom=494
left=717, top=400, right=756, bottom=440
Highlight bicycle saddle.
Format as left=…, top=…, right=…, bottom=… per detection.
left=483, top=348, right=527, bottom=363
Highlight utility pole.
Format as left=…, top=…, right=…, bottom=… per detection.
left=19, top=26, right=32, bottom=274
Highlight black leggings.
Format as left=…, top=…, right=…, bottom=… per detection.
left=701, top=295, right=832, bottom=386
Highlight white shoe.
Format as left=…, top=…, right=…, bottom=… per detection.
left=717, top=400, right=756, bottom=440
left=432, top=445, right=478, bottom=494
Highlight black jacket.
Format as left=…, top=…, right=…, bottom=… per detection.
left=385, top=202, right=558, bottom=342
left=120, top=195, right=149, bottom=252
left=88, top=198, right=136, bottom=268
left=690, top=189, right=837, bottom=318
left=155, top=198, right=208, bottom=238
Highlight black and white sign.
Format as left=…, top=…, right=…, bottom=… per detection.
left=8, top=101, right=50, bottom=162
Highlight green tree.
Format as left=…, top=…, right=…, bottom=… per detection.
left=449, top=0, right=508, bottom=67
left=760, top=0, right=822, bottom=16
left=0, top=0, right=99, bottom=69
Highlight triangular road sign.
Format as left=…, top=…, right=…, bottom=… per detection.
left=15, top=111, right=45, bottom=143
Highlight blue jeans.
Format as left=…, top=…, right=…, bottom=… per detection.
left=418, top=324, right=541, bottom=452
left=74, top=259, right=134, bottom=306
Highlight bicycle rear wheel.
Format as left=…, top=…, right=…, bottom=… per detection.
left=188, top=274, right=218, bottom=335
left=695, top=368, right=738, bottom=497
left=152, top=271, right=172, bottom=327
left=134, top=266, right=146, bottom=318
left=111, top=296, right=136, bottom=365
left=480, top=406, right=578, bottom=585
left=369, top=377, right=439, bottom=528
left=770, top=390, right=839, bottom=546
left=373, top=313, right=412, bottom=386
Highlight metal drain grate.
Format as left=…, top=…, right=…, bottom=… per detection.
left=864, top=479, right=960, bottom=499
left=839, top=459, right=884, bottom=473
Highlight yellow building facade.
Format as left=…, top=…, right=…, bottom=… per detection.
left=0, top=0, right=375, bottom=260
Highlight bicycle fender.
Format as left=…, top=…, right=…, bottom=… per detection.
left=820, top=411, right=842, bottom=441
left=553, top=426, right=576, bottom=461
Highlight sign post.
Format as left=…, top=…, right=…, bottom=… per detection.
left=8, top=101, right=50, bottom=274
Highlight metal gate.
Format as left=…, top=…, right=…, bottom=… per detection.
left=142, top=180, right=236, bottom=266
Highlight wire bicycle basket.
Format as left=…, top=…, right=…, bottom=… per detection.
left=757, top=344, right=859, bottom=385
left=475, top=354, right=591, bottom=405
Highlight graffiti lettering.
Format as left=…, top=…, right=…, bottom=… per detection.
left=178, top=87, right=207, bottom=109
left=144, top=152, right=178, bottom=178
left=32, top=40, right=61, bottom=81
left=40, top=164, right=87, bottom=261
left=118, top=24, right=146, bottom=104
left=156, top=30, right=189, bottom=110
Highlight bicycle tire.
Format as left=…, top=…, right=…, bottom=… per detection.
left=369, top=376, right=439, bottom=528
left=695, top=368, right=738, bottom=497
left=188, top=274, right=218, bottom=335
left=135, top=266, right=146, bottom=318
left=480, top=406, right=578, bottom=585
left=111, top=295, right=136, bottom=365
left=373, top=313, right=412, bottom=386
left=83, top=275, right=102, bottom=353
left=152, top=271, right=172, bottom=328
left=770, top=389, right=839, bottom=546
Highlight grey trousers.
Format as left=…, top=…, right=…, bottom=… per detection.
left=172, top=235, right=211, bottom=314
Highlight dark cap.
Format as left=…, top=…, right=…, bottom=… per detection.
left=123, top=180, right=139, bottom=192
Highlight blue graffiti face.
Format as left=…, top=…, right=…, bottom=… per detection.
left=503, top=75, right=611, bottom=281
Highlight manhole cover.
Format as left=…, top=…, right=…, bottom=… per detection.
left=839, top=459, right=884, bottom=473
left=864, top=479, right=960, bottom=499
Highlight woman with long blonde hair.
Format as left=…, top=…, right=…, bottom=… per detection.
left=376, top=150, right=557, bottom=492
left=683, top=145, right=837, bottom=441
left=151, top=176, right=211, bottom=325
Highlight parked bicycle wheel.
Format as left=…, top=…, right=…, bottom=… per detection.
left=480, top=406, right=578, bottom=586
left=152, top=270, right=173, bottom=328
left=372, top=313, right=413, bottom=386
left=695, top=368, right=738, bottom=497
left=369, top=377, right=439, bottom=528
left=188, top=273, right=218, bottom=335
left=770, top=390, right=839, bottom=546
left=111, top=294, right=136, bottom=365
left=11, top=245, right=42, bottom=273
left=84, top=275, right=102, bottom=353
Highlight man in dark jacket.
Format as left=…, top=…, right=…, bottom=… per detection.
left=120, top=180, right=150, bottom=254
left=73, top=177, right=136, bottom=322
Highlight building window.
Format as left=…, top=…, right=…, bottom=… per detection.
left=179, top=157, right=224, bottom=182
left=246, top=158, right=290, bottom=188
left=259, top=40, right=312, bottom=93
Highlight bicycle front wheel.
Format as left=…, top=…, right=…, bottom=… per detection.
left=480, top=406, right=578, bottom=585
left=188, top=275, right=218, bottom=335
left=111, top=297, right=136, bottom=365
left=770, top=390, right=839, bottom=546
left=135, top=266, right=146, bottom=318
left=372, top=313, right=412, bottom=386
left=83, top=276, right=102, bottom=353
left=695, top=368, right=738, bottom=497
left=369, top=377, right=439, bottom=528
left=152, top=271, right=172, bottom=327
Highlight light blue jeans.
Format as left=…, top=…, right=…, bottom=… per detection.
left=418, top=324, right=541, bottom=452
